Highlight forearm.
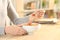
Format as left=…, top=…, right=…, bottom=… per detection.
left=14, top=16, right=29, bottom=25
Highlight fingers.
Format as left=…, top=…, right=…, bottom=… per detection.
left=31, top=10, right=45, bottom=18
left=13, top=27, right=28, bottom=36
left=17, top=27, right=28, bottom=36
left=5, top=25, right=28, bottom=36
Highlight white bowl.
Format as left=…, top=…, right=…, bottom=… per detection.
left=22, top=24, right=41, bottom=34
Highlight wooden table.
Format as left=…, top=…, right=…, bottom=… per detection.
left=0, top=20, right=60, bottom=40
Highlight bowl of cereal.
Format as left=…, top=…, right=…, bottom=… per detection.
left=22, top=23, right=41, bottom=34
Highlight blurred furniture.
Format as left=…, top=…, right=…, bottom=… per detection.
left=15, top=0, right=55, bottom=17
left=56, top=11, right=60, bottom=19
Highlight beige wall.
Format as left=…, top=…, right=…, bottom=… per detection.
left=12, top=0, right=24, bottom=17
left=15, top=0, right=24, bottom=17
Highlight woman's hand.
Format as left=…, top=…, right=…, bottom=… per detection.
left=29, top=10, right=45, bottom=21
left=5, top=25, right=28, bottom=36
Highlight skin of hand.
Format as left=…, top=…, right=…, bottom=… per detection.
left=29, top=12, right=39, bottom=22
left=29, top=10, right=45, bottom=20
left=5, top=25, right=28, bottom=36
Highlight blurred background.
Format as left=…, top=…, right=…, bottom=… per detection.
left=11, top=0, right=60, bottom=20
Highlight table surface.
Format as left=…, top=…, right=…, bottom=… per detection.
left=0, top=20, right=60, bottom=40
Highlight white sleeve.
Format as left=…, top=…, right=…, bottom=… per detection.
left=0, top=26, right=5, bottom=35
left=7, top=0, right=20, bottom=23
left=7, top=0, right=29, bottom=25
